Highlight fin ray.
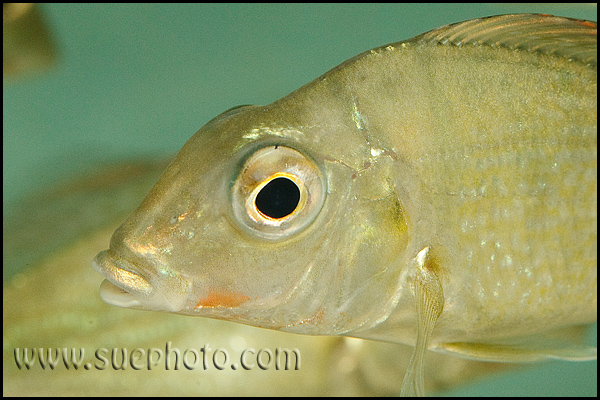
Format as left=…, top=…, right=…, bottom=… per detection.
left=435, top=326, right=598, bottom=363
left=400, top=247, right=445, bottom=397
left=414, top=14, right=597, bottom=65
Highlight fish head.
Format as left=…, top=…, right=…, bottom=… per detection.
left=93, top=101, right=411, bottom=336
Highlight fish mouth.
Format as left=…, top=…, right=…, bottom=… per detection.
left=91, top=250, right=153, bottom=308
left=91, top=249, right=190, bottom=312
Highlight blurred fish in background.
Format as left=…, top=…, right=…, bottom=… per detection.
left=3, top=160, right=513, bottom=396
left=3, top=3, right=57, bottom=79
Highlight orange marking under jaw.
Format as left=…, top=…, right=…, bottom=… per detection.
left=195, top=289, right=251, bottom=308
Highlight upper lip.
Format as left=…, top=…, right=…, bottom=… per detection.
left=91, top=249, right=154, bottom=297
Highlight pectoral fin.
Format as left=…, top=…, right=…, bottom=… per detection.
left=400, top=246, right=445, bottom=397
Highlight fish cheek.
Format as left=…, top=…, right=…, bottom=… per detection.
left=334, top=188, right=411, bottom=330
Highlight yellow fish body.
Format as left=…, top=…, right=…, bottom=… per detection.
left=92, top=14, right=597, bottom=395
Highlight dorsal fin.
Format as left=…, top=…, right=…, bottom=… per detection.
left=413, top=14, right=597, bottom=66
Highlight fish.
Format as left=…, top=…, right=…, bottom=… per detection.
left=3, top=3, right=57, bottom=79
left=91, top=14, right=597, bottom=396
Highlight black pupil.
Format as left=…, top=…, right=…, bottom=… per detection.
left=255, top=177, right=300, bottom=219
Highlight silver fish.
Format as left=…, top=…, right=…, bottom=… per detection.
left=92, top=14, right=597, bottom=395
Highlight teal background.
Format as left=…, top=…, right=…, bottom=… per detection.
left=3, top=4, right=597, bottom=396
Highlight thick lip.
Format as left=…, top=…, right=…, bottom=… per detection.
left=91, top=249, right=154, bottom=307
left=92, top=248, right=194, bottom=312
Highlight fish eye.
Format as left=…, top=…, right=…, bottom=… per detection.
left=231, top=145, right=325, bottom=240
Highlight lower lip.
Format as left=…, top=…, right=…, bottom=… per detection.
left=99, top=279, right=143, bottom=308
